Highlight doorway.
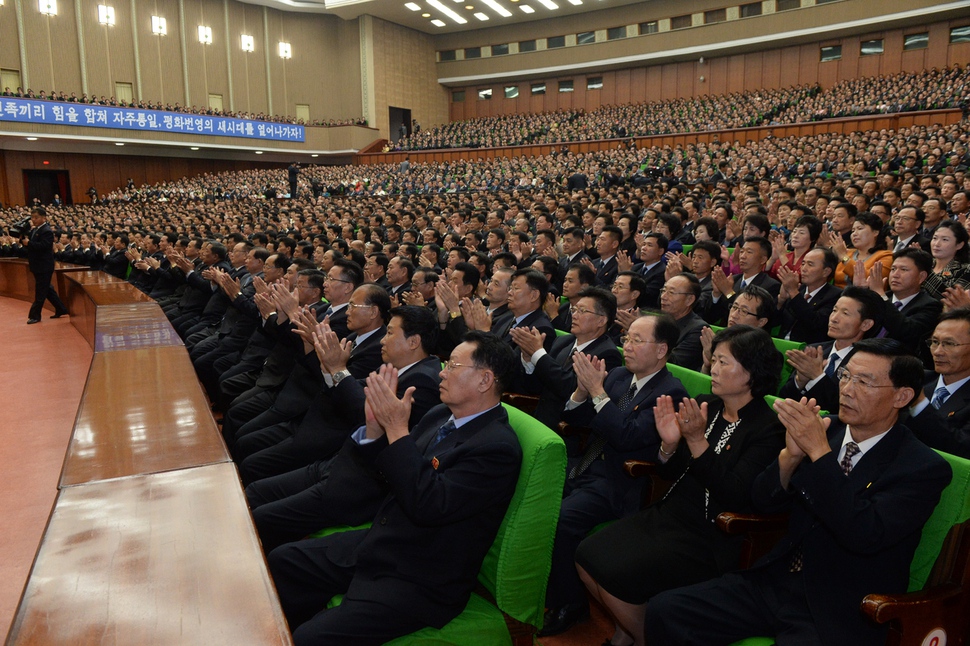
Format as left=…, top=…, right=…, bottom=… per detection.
left=23, top=170, right=72, bottom=206
left=388, top=106, right=411, bottom=143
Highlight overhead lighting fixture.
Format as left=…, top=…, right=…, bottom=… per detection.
left=311, top=154, right=319, bottom=158
left=241, top=34, right=255, bottom=52
left=519, top=4, right=534, bottom=12
left=421, top=12, right=430, bottom=16
left=115, top=142, right=125, bottom=146
left=255, top=150, right=263, bottom=154
left=479, top=0, right=511, bottom=17
left=430, top=18, right=445, bottom=26
left=535, top=0, right=558, bottom=8
left=190, top=147, right=199, bottom=150
left=26, top=137, right=38, bottom=141
left=151, top=15, right=166, bottom=35
left=97, top=5, right=115, bottom=25
left=566, top=0, right=581, bottom=4
left=39, top=0, right=56, bottom=15
left=198, top=25, right=212, bottom=44
left=474, top=11, right=488, bottom=19
left=465, top=4, right=473, bottom=8
left=426, top=0, right=467, bottom=23
left=404, top=2, right=421, bottom=9
left=278, top=41, right=291, bottom=58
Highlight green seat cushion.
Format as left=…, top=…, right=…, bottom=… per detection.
left=909, top=450, right=970, bottom=591
left=667, top=364, right=713, bottom=398
left=384, top=593, right=513, bottom=646
left=729, top=638, right=774, bottom=646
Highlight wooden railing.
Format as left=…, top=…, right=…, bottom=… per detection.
left=1, top=262, right=292, bottom=646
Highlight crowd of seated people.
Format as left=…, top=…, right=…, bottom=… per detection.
left=0, top=86, right=368, bottom=127
left=3, top=105, right=970, bottom=644
left=393, top=65, right=968, bottom=152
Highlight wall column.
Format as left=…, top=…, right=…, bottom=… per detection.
left=359, top=15, right=376, bottom=133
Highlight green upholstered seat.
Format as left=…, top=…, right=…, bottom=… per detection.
left=730, top=450, right=970, bottom=646
left=555, top=328, right=570, bottom=337
left=708, top=325, right=804, bottom=389
left=322, top=403, right=567, bottom=645
left=681, top=244, right=693, bottom=255
left=666, top=363, right=713, bottom=398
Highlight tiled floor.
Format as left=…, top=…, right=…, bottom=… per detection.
left=0, top=299, right=92, bottom=638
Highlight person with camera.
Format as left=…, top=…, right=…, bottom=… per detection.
left=23, top=206, right=68, bottom=324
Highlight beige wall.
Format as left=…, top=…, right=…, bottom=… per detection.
left=0, top=0, right=364, bottom=123
left=370, top=16, right=449, bottom=140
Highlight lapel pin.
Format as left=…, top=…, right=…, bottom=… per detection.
left=949, top=412, right=955, bottom=417
left=431, top=457, right=439, bottom=470
left=867, top=482, right=872, bottom=488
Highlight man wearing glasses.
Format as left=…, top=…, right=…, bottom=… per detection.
left=659, top=274, right=706, bottom=371
left=648, top=338, right=951, bottom=646
left=907, top=307, right=970, bottom=458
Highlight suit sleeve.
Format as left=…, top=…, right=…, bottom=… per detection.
left=784, top=290, right=835, bottom=341
left=591, top=377, right=688, bottom=453
left=882, top=297, right=942, bottom=344
left=908, top=406, right=970, bottom=459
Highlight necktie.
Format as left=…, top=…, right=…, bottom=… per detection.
left=824, top=352, right=839, bottom=379
left=895, top=240, right=906, bottom=253
left=803, top=289, right=812, bottom=301
left=428, top=419, right=457, bottom=452
left=569, top=383, right=638, bottom=479
left=739, top=279, right=748, bottom=291
left=931, top=386, right=950, bottom=410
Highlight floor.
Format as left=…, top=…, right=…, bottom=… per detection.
left=540, top=601, right=615, bottom=646
left=0, top=298, right=92, bottom=638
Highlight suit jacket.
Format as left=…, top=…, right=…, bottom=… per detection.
left=550, top=301, right=572, bottom=332
left=559, top=251, right=589, bottom=279
left=751, top=420, right=951, bottom=646
left=776, top=284, right=842, bottom=344
left=594, top=256, right=619, bottom=287
left=637, top=261, right=665, bottom=309
left=561, top=365, right=688, bottom=514
left=26, top=222, right=55, bottom=274
left=881, top=291, right=942, bottom=361
left=707, top=272, right=782, bottom=326
left=778, top=341, right=855, bottom=413
left=906, top=374, right=970, bottom=458
left=671, top=311, right=706, bottom=372
left=321, top=403, right=521, bottom=628
left=531, top=334, right=624, bottom=430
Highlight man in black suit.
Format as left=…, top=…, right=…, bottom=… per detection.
left=384, top=256, right=412, bottom=300
left=538, top=313, right=687, bottom=636
left=514, top=287, right=623, bottom=430
left=779, top=286, right=884, bottom=414
left=632, top=232, right=667, bottom=309
left=648, top=339, right=951, bottom=646
left=660, top=273, right=706, bottom=371
left=549, top=263, right=595, bottom=332
left=889, top=205, right=926, bottom=253
left=907, top=309, right=970, bottom=458
left=707, top=236, right=781, bottom=325
left=558, top=226, right=589, bottom=280
left=592, top=226, right=622, bottom=287
left=775, top=248, right=842, bottom=344
left=490, top=268, right=557, bottom=354
left=23, top=206, right=68, bottom=324
left=246, top=306, right=444, bottom=550
left=268, top=332, right=522, bottom=645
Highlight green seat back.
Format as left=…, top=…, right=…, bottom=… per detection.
left=681, top=244, right=693, bottom=255
left=709, top=326, right=802, bottom=390
left=666, top=364, right=712, bottom=398
left=555, top=328, right=570, bottom=337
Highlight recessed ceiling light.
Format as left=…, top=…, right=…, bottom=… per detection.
left=427, top=0, right=467, bottom=23
left=519, top=4, right=534, bottom=11
left=405, top=2, right=421, bottom=9
left=26, top=137, right=38, bottom=141
left=190, top=146, right=199, bottom=150
left=535, top=0, right=558, bottom=8
left=465, top=4, right=473, bottom=8
left=255, top=151, right=263, bottom=154
left=431, top=18, right=445, bottom=26
left=480, top=0, right=512, bottom=16
left=115, top=142, right=124, bottom=146
left=474, top=11, right=488, bottom=19
left=422, top=12, right=430, bottom=16
left=566, top=0, right=581, bottom=4
left=311, top=154, right=319, bottom=158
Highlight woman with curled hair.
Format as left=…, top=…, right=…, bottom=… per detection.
left=923, top=219, right=970, bottom=300
left=574, top=325, right=785, bottom=646
left=831, top=212, right=892, bottom=288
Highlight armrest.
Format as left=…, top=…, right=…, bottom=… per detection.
left=557, top=422, right=592, bottom=438
left=502, top=392, right=539, bottom=414
left=716, top=512, right=790, bottom=535
left=624, top=459, right=659, bottom=478
left=861, top=585, right=962, bottom=624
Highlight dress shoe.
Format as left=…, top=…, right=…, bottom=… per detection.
left=27, top=318, right=40, bottom=325
left=537, top=604, right=589, bottom=637
left=50, top=311, right=68, bottom=319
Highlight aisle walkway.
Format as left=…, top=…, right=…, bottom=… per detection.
left=0, top=298, right=92, bottom=637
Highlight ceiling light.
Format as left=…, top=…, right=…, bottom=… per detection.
left=151, top=15, right=166, bottom=35
left=26, top=137, right=38, bottom=141
left=311, top=154, right=319, bottom=158
left=255, top=151, right=263, bottom=154
left=190, top=147, right=199, bottom=150
left=465, top=4, right=473, bottom=8
left=474, top=11, right=488, bottom=19
left=115, top=142, right=124, bottom=146
left=480, top=0, right=511, bottom=17
left=278, top=41, right=291, bottom=58
left=535, top=0, right=558, bottom=8
left=97, top=5, right=115, bottom=25
left=431, top=18, right=445, bottom=26
left=566, top=0, right=581, bottom=4
left=241, top=34, right=254, bottom=52
left=39, top=0, right=56, bottom=15
left=404, top=2, right=421, bottom=8
left=426, top=0, right=467, bottom=23
left=421, top=12, right=430, bottom=16
left=198, top=25, right=212, bottom=44
left=519, top=4, right=534, bottom=12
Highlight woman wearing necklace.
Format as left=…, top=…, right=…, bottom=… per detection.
left=766, top=215, right=822, bottom=280
left=574, top=326, right=785, bottom=646
left=922, top=219, right=970, bottom=300
left=830, top=212, right=893, bottom=289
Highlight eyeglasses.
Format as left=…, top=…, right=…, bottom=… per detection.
left=570, top=306, right=605, bottom=317
left=442, top=360, right=482, bottom=372
left=347, top=302, right=375, bottom=310
left=729, top=304, right=759, bottom=318
left=659, top=288, right=692, bottom=296
left=835, top=366, right=896, bottom=389
left=926, top=338, right=970, bottom=351
left=324, top=275, right=353, bottom=284
left=620, top=335, right=659, bottom=346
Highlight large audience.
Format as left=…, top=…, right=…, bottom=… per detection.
left=4, top=77, right=970, bottom=645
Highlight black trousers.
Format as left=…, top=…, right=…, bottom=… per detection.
left=29, top=270, right=67, bottom=320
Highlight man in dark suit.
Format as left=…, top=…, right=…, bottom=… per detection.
left=632, top=232, right=667, bottom=309
left=558, top=226, right=589, bottom=280
left=268, top=331, right=522, bottom=646
left=779, top=286, right=884, bottom=413
left=549, top=263, right=595, bottom=333
left=660, top=273, right=706, bottom=371
left=775, top=248, right=842, bottom=344
left=907, top=309, right=970, bottom=458
left=592, top=226, right=622, bottom=287
left=385, top=256, right=413, bottom=300
left=491, top=269, right=557, bottom=355
left=538, top=313, right=688, bottom=636
left=707, top=236, right=781, bottom=325
left=889, top=205, right=927, bottom=253
left=647, top=339, right=951, bottom=646
left=23, top=206, right=68, bottom=324
left=514, top=287, right=623, bottom=430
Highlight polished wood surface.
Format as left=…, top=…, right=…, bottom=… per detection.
left=95, top=304, right=183, bottom=352
left=7, top=463, right=293, bottom=646
left=0, top=259, right=85, bottom=306
left=60, top=346, right=229, bottom=487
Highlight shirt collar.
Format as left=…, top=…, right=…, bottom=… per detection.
left=841, top=424, right=891, bottom=465
left=936, top=373, right=970, bottom=395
